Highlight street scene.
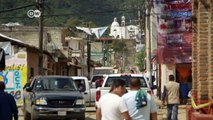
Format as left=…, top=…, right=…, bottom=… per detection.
left=0, top=0, right=213, bottom=120
left=17, top=105, right=187, bottom=120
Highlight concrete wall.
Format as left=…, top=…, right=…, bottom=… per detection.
left=27, top=52, right=39, bottom=77
left=160, top=64, right=176, bottom=92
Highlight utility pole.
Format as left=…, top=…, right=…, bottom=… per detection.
left=76, top=26, right=108, bottom=78
left=87, top=35, right=91, bottom=79
left=37, top=0, right=44, bottom=75
left=138, top=7, right=141, bottom=44
left=145, top=0, right=152, bottom=85
left=103, top=40, right=106, bottom=66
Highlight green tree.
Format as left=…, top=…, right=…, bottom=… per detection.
left=135, top=48, right=146, bottom=72
left=0, top=0, right=145, bottom=27
left=110, top=40, right=127, bottom=53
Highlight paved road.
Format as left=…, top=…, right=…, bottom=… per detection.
left=18, top=112, right=96, bottom=120
left=18, top=107, right=96, bottom=120
left=18, top=105, right=186, bottom=120
left=157, top=105, right=186, bottom=120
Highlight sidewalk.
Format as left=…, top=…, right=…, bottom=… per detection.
left=18, top=103, right=186, bottom=120
left=157, top=105, right=186, bottom=120
left=153, top=95, right=187, bottom=120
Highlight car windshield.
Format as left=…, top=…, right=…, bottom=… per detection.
left=91, top=75, right=104, bottom=83
left=34, top=77, right=78, bottom=91
left=104, top=76, right=147, bottom=87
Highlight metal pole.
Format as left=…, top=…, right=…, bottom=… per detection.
left=145, top=1, right=152, bottom=85
left=87, top=35, right=91, bottom=79
left=122, top=50, right=125, bottom=73
left=138, top=7, right=141, bottom=44
left=38, top=0, right=44, bottom=75
left=148, top=1, right=152, bottom=86
left=103, top=40, right=107, bottom=66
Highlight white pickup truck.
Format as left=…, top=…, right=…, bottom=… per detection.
left=95, top=74, right=156, bottom=106
left=71, top=76, right=96, bottom=107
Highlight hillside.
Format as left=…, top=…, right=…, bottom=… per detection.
left=0, top=0, right=145, bottom=27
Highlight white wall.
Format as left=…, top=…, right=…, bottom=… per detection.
left=160, top=64, right=176, bottom=92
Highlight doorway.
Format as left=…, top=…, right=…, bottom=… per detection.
left=176, top=63, right=192, bottom=104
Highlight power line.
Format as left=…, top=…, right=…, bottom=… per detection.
left=0, top=8, right=137, bottom=19
left=45, top=9, right=136, bottom=16
left=0, top=0, right=33, bottom=5
left=0, top=4, right=35, bottom=14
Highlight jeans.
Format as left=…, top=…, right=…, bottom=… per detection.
left=167, top=104, right=178, bottom=120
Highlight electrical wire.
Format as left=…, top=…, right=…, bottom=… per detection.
left=0, top=8, right=137, bottom=19
left=0, top=4, right=36, bottom=14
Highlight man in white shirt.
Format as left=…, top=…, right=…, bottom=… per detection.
left=96, top=79, right=131, bottom=120
left=122, top=78, right=158, bottom=120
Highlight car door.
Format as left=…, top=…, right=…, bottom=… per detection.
left=74, top=77, right=90, bottom=106
left=82, top=78, right=91, bottom=106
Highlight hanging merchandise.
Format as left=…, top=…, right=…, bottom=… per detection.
left=154, top=0, right=192, bottom=64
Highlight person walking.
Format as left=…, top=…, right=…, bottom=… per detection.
left=122, top=78, right=158, bottom=120
left=162, top=74, right=180, bottom=120
left=96, top=79, right=131, bottom=120
left=0, top=81, right=18, bottom=120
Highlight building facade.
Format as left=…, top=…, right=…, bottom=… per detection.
left=108, top=16, right=143, bottom=73
left=187, top=0, right=213, bottom=119
left=0, top=26, right=81, bottom=76
left=147, top=0, right=193, bottom=98
left=0, top=33, right=53, bottom=105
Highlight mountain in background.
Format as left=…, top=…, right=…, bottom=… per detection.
left=0, top=0, right=145, bottom=27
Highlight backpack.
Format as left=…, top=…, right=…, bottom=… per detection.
left=135, top=89, right=147, bottom=109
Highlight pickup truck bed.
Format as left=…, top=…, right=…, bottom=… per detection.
left=95, top=74, right=152, bottom=105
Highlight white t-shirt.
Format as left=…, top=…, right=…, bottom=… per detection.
left=122, top=91, right=158, bottom=120
left=97, top=93, right=128, bottom=120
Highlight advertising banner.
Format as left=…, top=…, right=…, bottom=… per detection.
left=154, top=0, right=192, bottom=64
left=0, top=42, right=27, bottom=105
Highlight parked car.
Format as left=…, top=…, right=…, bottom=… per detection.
left=23, top=75, right=85, bottom=120
left=71, top=76, right=96, bottom=107
left=95, top=74, right=157, bottom=106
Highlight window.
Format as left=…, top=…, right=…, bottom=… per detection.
left=34, top=77, right=77, bottom=91
left=104, top=76, right=147, bottom=87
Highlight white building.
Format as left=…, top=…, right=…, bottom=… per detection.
left=109, top=16, right=140, bottom=40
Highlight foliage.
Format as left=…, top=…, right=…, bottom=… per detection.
left=135, top=48, right=146, bottom=72
left=110, top=40, right=127, bottom=53
left=0, top=0, right=36, bottom=25
left=0, top=0, right=145, bottom=27
left=122, top=0, right=146, bottom=8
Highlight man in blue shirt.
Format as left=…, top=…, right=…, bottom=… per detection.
left=0, top=81, right=18, bottom=120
